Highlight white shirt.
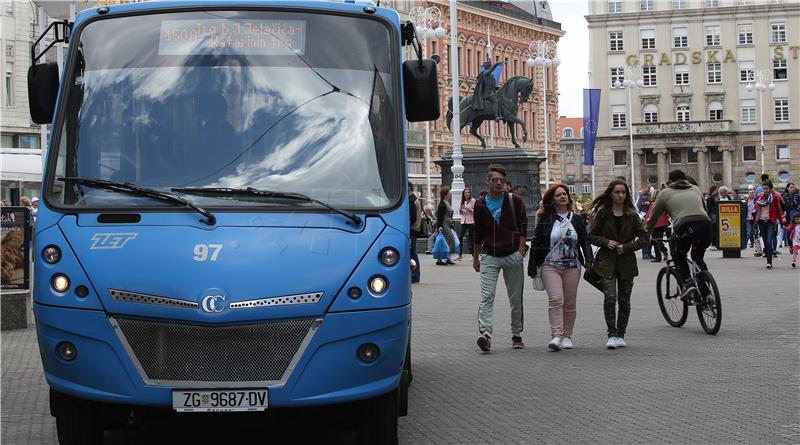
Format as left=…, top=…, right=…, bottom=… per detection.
left=549, top=212, right=577, bottom=250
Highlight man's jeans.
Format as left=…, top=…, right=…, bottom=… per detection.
left=758, top=220, right=777, bottom=265
left=477, top=251, right=524, bottom=337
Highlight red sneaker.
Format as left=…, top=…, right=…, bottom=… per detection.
left=511, top=336, right=524, bottom=349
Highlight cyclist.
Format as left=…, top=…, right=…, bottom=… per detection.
left=645, top=170, right=711, bottom=299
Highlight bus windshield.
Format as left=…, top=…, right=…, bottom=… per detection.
left=47, top=10, right=402, bottom=210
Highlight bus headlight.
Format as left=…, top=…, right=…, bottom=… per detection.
left=368, top=276, right=388, bottom=295
left=51, top=274, right=70, bottom=293
left=379, top=247, right=400, bottom=267
left=42, top=245, right=61, bottom=264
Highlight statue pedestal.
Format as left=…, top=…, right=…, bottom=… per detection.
left=436, top=148, right=545, bottom=238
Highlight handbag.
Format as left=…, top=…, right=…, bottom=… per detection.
left=531, top=266, right=545, bottom=291
left=583, top=267, right=603, bottom=292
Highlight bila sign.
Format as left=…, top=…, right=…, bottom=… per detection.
left=1, top=207, right=31, bottom=290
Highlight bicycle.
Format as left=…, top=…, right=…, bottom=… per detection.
left=655, top=235, right=722, bottom=335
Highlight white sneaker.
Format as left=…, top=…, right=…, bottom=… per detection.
left=548, top=336, right=562, bottom=350
left=606, top=337, right=617, bottom=350
left=615, top=337, right=626, bottom=348
left=561, top=337, right=573, bottom=349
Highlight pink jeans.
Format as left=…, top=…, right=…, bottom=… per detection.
left=542, top=265, right=581, bottom=337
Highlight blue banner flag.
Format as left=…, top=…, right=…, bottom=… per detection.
left=479, top=63, right=503, bottom=84
left=583, top=88, right=601, bottom=166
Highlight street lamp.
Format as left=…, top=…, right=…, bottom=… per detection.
left=526, top=40, right=560, bottom=189
left=613, top=65, right=643, bottom=194
left=448, top=0, right=464, bottom=222
left=410, top=6, right=446, bottom=208
left=745, top=69, right=775, bottom=175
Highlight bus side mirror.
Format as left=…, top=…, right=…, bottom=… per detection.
left=28, top=63, right=60, bottom=124
left=403, top=59, right=440, bottom=123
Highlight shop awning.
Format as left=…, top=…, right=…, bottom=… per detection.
left=1, top=151, right=43, bottom=183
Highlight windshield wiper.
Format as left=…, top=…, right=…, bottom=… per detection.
left=172, top=187, right=362, bottom=227
left=59, top=177, right=216, bottom=225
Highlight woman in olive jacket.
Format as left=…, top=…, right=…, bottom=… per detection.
left=528, top=184, right=594, bottom=350
left=588, top=179, right=650, bottom=350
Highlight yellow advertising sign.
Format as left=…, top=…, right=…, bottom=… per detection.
left=718, top=202, right=741, bottom=249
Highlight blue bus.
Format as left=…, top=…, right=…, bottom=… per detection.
left=27, top=1, right=439, bottom=443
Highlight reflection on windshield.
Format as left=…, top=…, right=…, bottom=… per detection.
left=50, top=10, right=401, bottom=210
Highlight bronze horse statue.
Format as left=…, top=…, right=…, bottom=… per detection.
left=446, top=76, right=534, bottom=149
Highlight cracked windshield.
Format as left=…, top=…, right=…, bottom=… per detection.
left=48, top=10, right=401, bottom=210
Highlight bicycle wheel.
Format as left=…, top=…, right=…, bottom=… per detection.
left=656, top=266, right=688, bottom=327
left=695, top=271, right=722, bottom=335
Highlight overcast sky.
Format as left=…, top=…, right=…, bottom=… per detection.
left=549, top=0, right=590, bottom=118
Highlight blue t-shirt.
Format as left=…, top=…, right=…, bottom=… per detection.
left=485, top=195, right=504, bottom=223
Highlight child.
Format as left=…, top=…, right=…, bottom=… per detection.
left=785, top=215, right=800, bottom=268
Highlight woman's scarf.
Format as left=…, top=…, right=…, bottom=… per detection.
left=756, top=192, right=773, bottom=207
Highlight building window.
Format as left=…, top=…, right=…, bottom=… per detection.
left=738, top=0, right=753, bottom=4
left=674, top=65, right=689, bottom=86
left=705, top=25, right=721, bottom=47
left=642, top=65, right=657, bottom=86
left=776, top=144, right=790, bottom=161
left=673, top=0, right=687, bottom=9
left=612, top=105, right=627, bottom=128
left=705, top=0, right=719, bottom=6
left=4, top=1, right=12, bottom=14
left=641, top=0, right=654, bottom=11
left=709, top=146, right=723, bottom=163
left=614, top=150, right=628, bottom=166
left=643, top=104, right=659, bottom=123
left=670, top=149, right=682, bottom=164
left=673, top=27, right=688, bottom=48
left=4, top=61, right=13, bottom=108
left=773, top=59, right=787, bottom=80
left=644, top=149, right=658, bottom=165
left=568, top=184, right=576, bottom=194
left=563, top=128, right=574, bottom=139
left=742, top=145, right=757, bottom=161
left=0, top=133, right=40, bottom=149
left=708, top=102, right=723, bottom=121
left=641, top=29, right=656, bottom=50
left=566, top=145, right=575, bottom=157
left=771, top=22, right=786, bottom=44
left=608, top=0, right=623, bottom=13
left=676, top=103, right=691, bottom=122
left=706, top=63, right=722, bottom=84
left=609, top=31, right=624, bottom=52
left=582, top=183, right=591, bottom=194
left=774, top=98, right=789, bottom=122
left=739, top=61, right=753, bottom=82
left=741, top=99, right=756, bottom=123
left=466, top=48, right=472, bottom=77
left=687, top=149, right=698, bottom=163
left=610, top=67, right=625, bottom=88
left=738, top=24, right=753, bottom=45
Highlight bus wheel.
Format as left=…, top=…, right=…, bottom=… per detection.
left=357, top=389, right=398, bottom=445
left=51, top=390, right=102, bottom=445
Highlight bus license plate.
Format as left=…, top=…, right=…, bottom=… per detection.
left=172, top=389, right=268, bottom=412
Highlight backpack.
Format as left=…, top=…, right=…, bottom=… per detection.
left=409, top=194, right=423, bottom=236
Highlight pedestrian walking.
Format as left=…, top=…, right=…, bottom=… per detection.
left=707, top=185, right=719, bottom=249
left=528, top=184, right=593, bottom=351
left=745, top=185, right=757, bottom=248
left=755, top=181, right=786, bottom=269
left=423, top=206, right=436, bottom=254
left=408, top=183, right=423, bottom=283
left=588, top=179, right=650, bottom=349
left=435, top=187, right=456, bottom=266
left=644, top=189, right=669, bottom=262
left=784, top=214, right=800, bottom=268
left=457, top=188, right=476, bottom=261
left=472, top=164, right=528, bottom=352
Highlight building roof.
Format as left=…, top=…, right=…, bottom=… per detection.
left=558, top=117, right=583, bottom=135
left=465, top=1, right=561, bottom=30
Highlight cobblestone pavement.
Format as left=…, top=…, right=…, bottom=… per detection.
left=2, top=251, right=799, bottom=444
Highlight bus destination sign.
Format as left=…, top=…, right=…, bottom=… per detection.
left=159, top=19, right=306, bottom=56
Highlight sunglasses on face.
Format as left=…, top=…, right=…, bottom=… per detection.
left=488, top=177, right=508, bottom=184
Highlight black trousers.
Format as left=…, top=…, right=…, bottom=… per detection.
left=669, top=221, right=711, bottom=284
left=651, top=227, right=669, bottom=261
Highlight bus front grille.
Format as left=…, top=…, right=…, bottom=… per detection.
left=113, top=317, right=319, bottom=385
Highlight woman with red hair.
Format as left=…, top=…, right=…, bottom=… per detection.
left=528, top=184, right=594, bottom=351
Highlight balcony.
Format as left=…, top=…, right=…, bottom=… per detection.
left=634, top=120, right=732, bottom=135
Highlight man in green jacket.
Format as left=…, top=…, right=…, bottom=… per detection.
left=646, top=170, right=711, bottom=298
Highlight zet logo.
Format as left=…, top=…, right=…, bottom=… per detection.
left=90, top=233, right=138, bottom=250
left=201, top=295, right=226, bottom=313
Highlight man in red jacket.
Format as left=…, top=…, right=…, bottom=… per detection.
left=472, top=164, right=528, bottom=352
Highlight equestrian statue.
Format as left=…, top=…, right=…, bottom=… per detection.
left=446, top=61, right=534, bottom=149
